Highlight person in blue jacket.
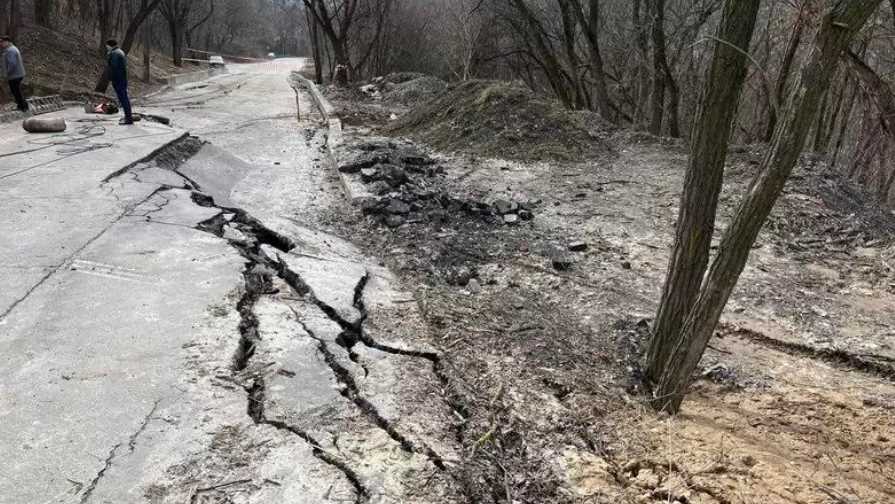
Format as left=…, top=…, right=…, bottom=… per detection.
left=1, top=36, right=29, bottom=112
left=105, top=39, right=133, bottom=125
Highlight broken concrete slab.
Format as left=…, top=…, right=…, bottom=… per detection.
left=271, top=247, right=368, bottom=325
left=177, top=144, right=256, bottom=208
left=126, top=188, right=221, bottom=227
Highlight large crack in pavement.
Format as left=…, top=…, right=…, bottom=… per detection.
left=190, top=187, right=459, bottom=499
left=105, top=133, right=462, bottom=500
left=78, top=400, right=161, bottom=503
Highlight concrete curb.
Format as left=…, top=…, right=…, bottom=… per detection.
left=289, top=73, right=372, bottom=206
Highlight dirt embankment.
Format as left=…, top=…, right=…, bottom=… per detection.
left=0, top=24, right=183, bottom=108
left=389, top=79, right=616, bottom=162
left=321, top=75, right=895, bottom=503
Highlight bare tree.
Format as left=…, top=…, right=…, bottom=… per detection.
left=647, top=0, right=669, bottom=135
left=159, top=0, right=214, bottom=66
left=95, top=0, right=162, bottom=91
left=566, top=0, right=614, bottom=119
left=302, top=0, right=359, bottom=84
left=647, top=0, right=761, bottom=385
left=35, top=0, right=53, bottom=26
left=649, top=0, right=883, bottom=414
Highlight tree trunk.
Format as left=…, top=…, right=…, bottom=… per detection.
left=765, top=10, right=805, bottom=141
left=647, top=0, right=761, bottom=384
left=0, top=0, right=9, bottom=35
left=309, top=11, right=323, bottom=83
left=665, top=62, right=681, bottom=138
left=648, top=0, right=668, bottom=135
left=568, top=0, right=614, bottom=120
left=171, top=21, right=184, bottom=66
left=633, top=0, right=650, bottom=126
left=142, top=2, right=152, bottom=82
left=9, top=0, right=20, bottom=39
left=34, top=0, right=52, bottom=27
left=95, top=0, right=161, bottom=92
left=651, top=0, right=883, bottom=414
left=832, top=78, right=859, bottom=166
left=558, top=0, right=585, bottom=109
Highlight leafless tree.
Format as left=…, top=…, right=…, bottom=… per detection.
left=649, top=0, right=883, bottom=413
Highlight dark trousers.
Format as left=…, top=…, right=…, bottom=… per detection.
left=112, top=80, right=132, bottom=120
left=8, top=78, right=28, bottom=111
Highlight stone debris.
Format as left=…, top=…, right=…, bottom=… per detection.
left=341, top=140, right=538, bottom=228
left=551, top=249, right=574, bottom=271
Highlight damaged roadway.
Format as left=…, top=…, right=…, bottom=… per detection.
left=0, top=59, right=459, bottom=503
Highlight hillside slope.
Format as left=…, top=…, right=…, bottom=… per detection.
left=1, top=24, right=184, bottom=107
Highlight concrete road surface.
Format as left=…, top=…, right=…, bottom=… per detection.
left=0, top=59, right=457, bottom=504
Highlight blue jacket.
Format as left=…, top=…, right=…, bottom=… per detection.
left=107, top=47, right=128, bottom=83
left=4, top=45, right=25, bottom=80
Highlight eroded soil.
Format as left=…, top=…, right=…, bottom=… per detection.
left=317, top=91, right=895, bottom=503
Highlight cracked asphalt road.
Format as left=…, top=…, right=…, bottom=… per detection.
left=1, top=59, right=458, bottom=503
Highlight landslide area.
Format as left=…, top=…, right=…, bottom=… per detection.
left=324, top=72, right=895, bottom=503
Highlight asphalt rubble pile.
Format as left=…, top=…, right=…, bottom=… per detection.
left=338, top=140, right=538, bottom=229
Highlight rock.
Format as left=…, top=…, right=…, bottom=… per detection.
left=409, top=186, right=434, bottom=200
left=621, top=261, right=632, bottom=270
left=493, top=199, right=518, bottom=215
left=569, top=241, right=588, bottom=252
left=504, top=214, right=519, bottom=225
left=386, top=199, right=411, bottom=215
left=551, top=251, right=573, bottom=271
left=380, top=164, right=408, bottom=187
left=369, top=181, right=392, bottom=195
left=385, top=215, right=404, bottom=228
left=518, top=209, right=534, bottom=221
left=401, top=154, right=436, bottom=166
left=811, top=306, right=829, bottom=318
left=447, top=266, right=476, bottom=286
left=428, top=209, right=448, bottom=223
left=222, top=225, right=249, bottom=243
left=360, top=167, right=379, bottom=182
left=361, top=198, right=383, bottom=215
left=338, top=154, right=389, bottom=174
left=467, top=279, right=482, bottom=294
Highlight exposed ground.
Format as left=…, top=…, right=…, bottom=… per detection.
left=321, top=79, right=895, bottom=503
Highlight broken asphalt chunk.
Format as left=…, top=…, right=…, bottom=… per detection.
left=360, top=167, right=379, bottom=182
left=551, top=250, right=574, bottom=271
left=385, top=215, right=405, bottom=228
left=386, top=199, right=411, bottom=215
left=493, top=199, right=518, bottom=215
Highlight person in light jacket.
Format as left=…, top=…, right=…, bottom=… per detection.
left=105, top=39, right=133, bottom=125
left=1, top=36, right=29, bottom=112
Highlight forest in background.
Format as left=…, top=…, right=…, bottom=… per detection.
left=3, top=0, right=895, bottom=212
